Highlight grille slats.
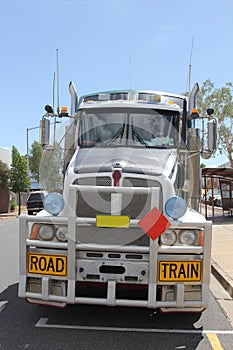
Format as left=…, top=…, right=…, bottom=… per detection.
left=73, top=176, right=161, bottom=219
left=74, top=177, right=111, bottom=217
left=74, top=177, right=112, bottom=187
left=122, top=178, right=161, bottom=219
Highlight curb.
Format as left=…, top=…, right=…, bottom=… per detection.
left=0, top=214, right=17, bottom=220
left=0, top=211, right=27, bottom=220
left=211, top=259, right=233, bottom=298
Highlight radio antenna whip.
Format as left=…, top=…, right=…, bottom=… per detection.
left=56, top=49, right=60, bottom=117
left=53, top=71, right=56, bottom=145
left=187, top=36, right=194, bottom=98
left=53, top=49, right=60, bottom=145
left=129, top=55, right=132, bottom=90
left=52, top=72, right=55, bottom=112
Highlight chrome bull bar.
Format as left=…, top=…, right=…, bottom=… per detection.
left=18, top=184, right=212, bottom=310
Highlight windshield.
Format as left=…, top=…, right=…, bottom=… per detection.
left=78, top=108, right=180, bottom=148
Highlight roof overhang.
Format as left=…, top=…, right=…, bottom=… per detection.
left=202, top=167, right=233, bottom=181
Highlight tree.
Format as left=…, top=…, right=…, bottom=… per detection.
left=0, top=160, right=10, bottom=190
left=197, top=80, right=233, bottom=167
left=29, top=141, right=43, bottom=183
left=10, top=146, right=30, bottom=215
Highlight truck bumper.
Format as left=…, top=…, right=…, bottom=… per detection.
left=19, top=217, right=211, bottom=312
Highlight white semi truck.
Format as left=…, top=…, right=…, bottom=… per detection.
left=18, top=82, right=216, bottom=312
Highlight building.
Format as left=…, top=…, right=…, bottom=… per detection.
left=0, top=147, right=11, bottom=167
left=0, top=148, right=11, bottom=213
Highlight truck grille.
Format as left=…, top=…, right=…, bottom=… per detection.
left=74, top=177, right=112, bottom=187
left=122, top=178, right=161, bottom=219
left=74, top=177, right=112, bottom=217
left=73, top=176, right=161, bottom=219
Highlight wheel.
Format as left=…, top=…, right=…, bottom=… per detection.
left=28, top=210, right=33, bottom=215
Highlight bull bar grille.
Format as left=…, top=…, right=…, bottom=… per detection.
left=18, top=184, right=212, bottom=310
left=73, top=176, right=161, bottom=219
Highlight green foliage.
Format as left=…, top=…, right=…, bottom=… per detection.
left=10, top=146, right=30, bottom=193
left=29, top=141, right=43, bottom=183
left=10, top=192, right=17, bottom=211
left=0, top=160, right=10, bottom=190
left=197, top=80, right=233, bottom=167
left=10, top=199, right=16, bottom=212
left=39, top=142, right=63, bottom=192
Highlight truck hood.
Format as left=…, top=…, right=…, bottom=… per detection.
left=74, top=147, right=177, bottom=177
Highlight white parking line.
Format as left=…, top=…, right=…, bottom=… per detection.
left=0, top=301, right=8, bottom=313
left=35, top=317, right=233, bottom=335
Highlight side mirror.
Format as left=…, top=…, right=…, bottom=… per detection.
left=40, top=119, right=50, bottom=147
left=201, top=147, right=212, bottom=160
left=177, top=163, right=185, bottom=189
left=200, top=108, right=217, bottom=159
left=207, top=119, right=217, bottom=152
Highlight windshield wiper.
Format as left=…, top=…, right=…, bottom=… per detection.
left=150, top=145, right=169, bottom=149
left=104, top=121, right=126, bottom=145
left=131, top=127, right=149, bottom=147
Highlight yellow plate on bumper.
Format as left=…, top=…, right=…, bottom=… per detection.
left=158, top=261, right=202, bottom=282
left=96, top=215, right=130, bottom=228
left=28, top=253, right=67, bottom=277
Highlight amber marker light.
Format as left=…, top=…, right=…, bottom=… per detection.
left=30, top=223, right=39, bottom=240
left=198, top=230, right=204, bottom=246
left=61, top=106, right=68, bottom=113
left=59, top=106, right=69, bottom=117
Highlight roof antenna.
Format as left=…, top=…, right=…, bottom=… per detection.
left=56, top=49, right=60, bottom=117
left=53, top=49, right=60, bottom=145
left=53, top=72, right=56, bottom=145
left=52, top=72, right=55, bottom=112
left=129, top=55, right=132, bottom=90
left=187, top=36, right=194, bottom=98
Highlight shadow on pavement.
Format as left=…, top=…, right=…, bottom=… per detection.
left=0, top=283, right=205, bottom=350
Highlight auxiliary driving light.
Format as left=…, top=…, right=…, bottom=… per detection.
left=165, top=196, right=187, bottom=220
left=38, top=224, right=55, bottom=241
left=179, top=230, right=197, bottom=246
left=160, top=230, right=177, bottom=246
left=56, top=226, right=68, bottom=242
left=44, top=192, right=65, bottom=216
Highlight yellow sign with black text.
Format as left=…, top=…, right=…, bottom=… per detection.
left=28, top=253, right=67, bottom=277
left=158, top=261, right=202, bottom=282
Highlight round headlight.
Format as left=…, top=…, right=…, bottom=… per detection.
left=38, top=224, right=55, bottom=240
left=56, top=226, right=68, bottom=242
left=44, top=192, right=65, bottom=216
left=165, top=196, right=187, bottom=220
left=179, top=230, right=197, bottom=246
left=160, top=230, right=177, bottom=246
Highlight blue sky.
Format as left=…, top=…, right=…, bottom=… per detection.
left=0, top=0, right=232, bottom=166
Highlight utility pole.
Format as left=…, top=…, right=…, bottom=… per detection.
left=26, top=125, right=40, bottom=176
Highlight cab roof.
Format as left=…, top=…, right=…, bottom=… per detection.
left=79, top=89, right=186, bottom=112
